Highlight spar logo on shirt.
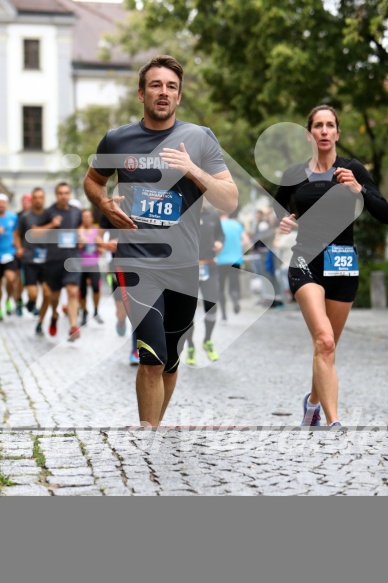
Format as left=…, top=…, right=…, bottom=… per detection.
left=124, top=156, right=169, bottom=172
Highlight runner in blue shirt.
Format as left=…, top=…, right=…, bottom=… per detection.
left=0, top=194, right=18, bottom=320
left=216, top=209, right=250, bottom=320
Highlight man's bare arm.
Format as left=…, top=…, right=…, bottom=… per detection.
left=84, top=167, right=137, bottom=230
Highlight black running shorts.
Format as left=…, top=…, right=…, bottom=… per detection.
left=80, top=272, right=101, bottom=298
left=289, top=252, right=359, bottom=303
left=116, top=266, right=199, bottom=373
left=0, top=260, right=18, bottom=277
left=45, top=261, right=81, bottom=292
left=23, top=263, right=46, bottom=287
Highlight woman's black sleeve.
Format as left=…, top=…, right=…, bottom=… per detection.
left=353, top=161, right=388, bottom=224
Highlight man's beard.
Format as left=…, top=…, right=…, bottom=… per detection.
left=146, top=104, right=175, bottom=122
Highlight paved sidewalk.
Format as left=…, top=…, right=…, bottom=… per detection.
left=1, top=292, right=388, bottom=496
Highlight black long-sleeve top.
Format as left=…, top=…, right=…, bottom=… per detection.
left=274, top=156, right=388, bottom=262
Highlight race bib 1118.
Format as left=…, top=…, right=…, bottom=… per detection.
left=131, top=186, right=183, bottom=226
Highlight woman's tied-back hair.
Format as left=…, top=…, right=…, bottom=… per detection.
left=138, top=55, right=184, bottom=94
left=306, top=105, right=340, bottom=132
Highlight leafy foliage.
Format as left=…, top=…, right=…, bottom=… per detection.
left=59, top=0, right=388, bottom=253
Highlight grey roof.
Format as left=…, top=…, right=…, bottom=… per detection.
left=13, top=0, right=73, bottom=14
left=58, top=0, right=130, bottom=66
left=12, top=1, right=132, bottom=66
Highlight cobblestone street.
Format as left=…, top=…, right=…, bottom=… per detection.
left=1, top=290, right=388, bottom=496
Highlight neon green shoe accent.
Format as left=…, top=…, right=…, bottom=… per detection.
left=186, top=347, right=196, bottom=366
left=5, top=299, right=12, bottom=315
left=0, top=309, right=3, bottom=321
left=203, top=341, right=219, bottom=362
left=137, top=340, right=164, bottom=365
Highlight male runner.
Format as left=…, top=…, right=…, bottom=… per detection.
left=15, top=194, right=33, bottom=315
left=186, top=201, right=224, bottom=365
left=0, top=194, right=18, bottom=320
left=35, top=182, right=82, bottom=341
left=15, top=188, right=50, bottom=336
left=84, top=55, right=238, bottom=426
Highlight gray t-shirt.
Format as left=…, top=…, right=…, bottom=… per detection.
left=93, top=119, right=227, bottom=269
left=37, top=204, right=82, bottom=262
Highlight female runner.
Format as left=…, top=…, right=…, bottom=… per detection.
left=275, top=105, right=388, bottom=427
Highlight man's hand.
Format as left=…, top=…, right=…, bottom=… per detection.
left=0, top=226, right=5, bottom=235
left=160, top=143, right=196, bottom=177
left=213, top=241, right=223, bottom=254
left=52, top=216, right=63, bottom=228
left=15, top=247, right=25, bottom=259
left=100, top=197, right=138, bottom=230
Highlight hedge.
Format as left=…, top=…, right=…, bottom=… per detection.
left=354, top=261, right=388, bottom=308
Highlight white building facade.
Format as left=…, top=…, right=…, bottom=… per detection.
left=0, top=0, right=130, bottom=206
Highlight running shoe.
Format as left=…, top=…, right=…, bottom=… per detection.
left=95, top=313, right=104, bottom=324
left=26, top=300, right=35, bottom=313
left=130, top=350, right=140, bottom=366
left=0, top=309, right=3, bottom=321
left=203, top=341, right=219, bottom=362
left=68, top=326, right=81, bottom=342
left=301, top=392, right=321, bottom=427
left=49, top=314, right=59, bottom=337
left=116, top=319, right=127, bottom=337
left=33, top=306, right=39, bottom=317
left=330, top=422, right=342, bottom=428
left=16, top=300, right=23, bottom=317
left=6, top=299, right=12, bottom=316
left=35, top=322, right=44, bottom=337
left=186, top=346, right=196, bottom=366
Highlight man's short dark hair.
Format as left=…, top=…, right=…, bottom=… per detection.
left=139, top=55, right=184, bottom=94
left=55, top=182, right=71, bottom=194
left=31, top=187, right=45, bottom=195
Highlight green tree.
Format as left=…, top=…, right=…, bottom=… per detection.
left=58, top=105, right=113, bottom=195
left=58, top=0, right=388, bottom=254
left=124, top=0, right=388, bottom=256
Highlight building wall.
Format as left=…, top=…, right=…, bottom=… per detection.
left=0, top=10, right=130, bottom=208
left=0, top=24, right=8, bottom=169
left=74, top=73, right=128, bottom=111
left=0, top=20, right=75, bottom=204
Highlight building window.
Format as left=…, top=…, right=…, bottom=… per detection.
left=24, top=39, right=40, bottom=70
left=23, top=107, right=43, bottom=151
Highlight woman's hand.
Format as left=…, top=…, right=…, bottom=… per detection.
left=279, top=214, right=298, bottom=234
left=334, top=168, right=362, bottom=193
